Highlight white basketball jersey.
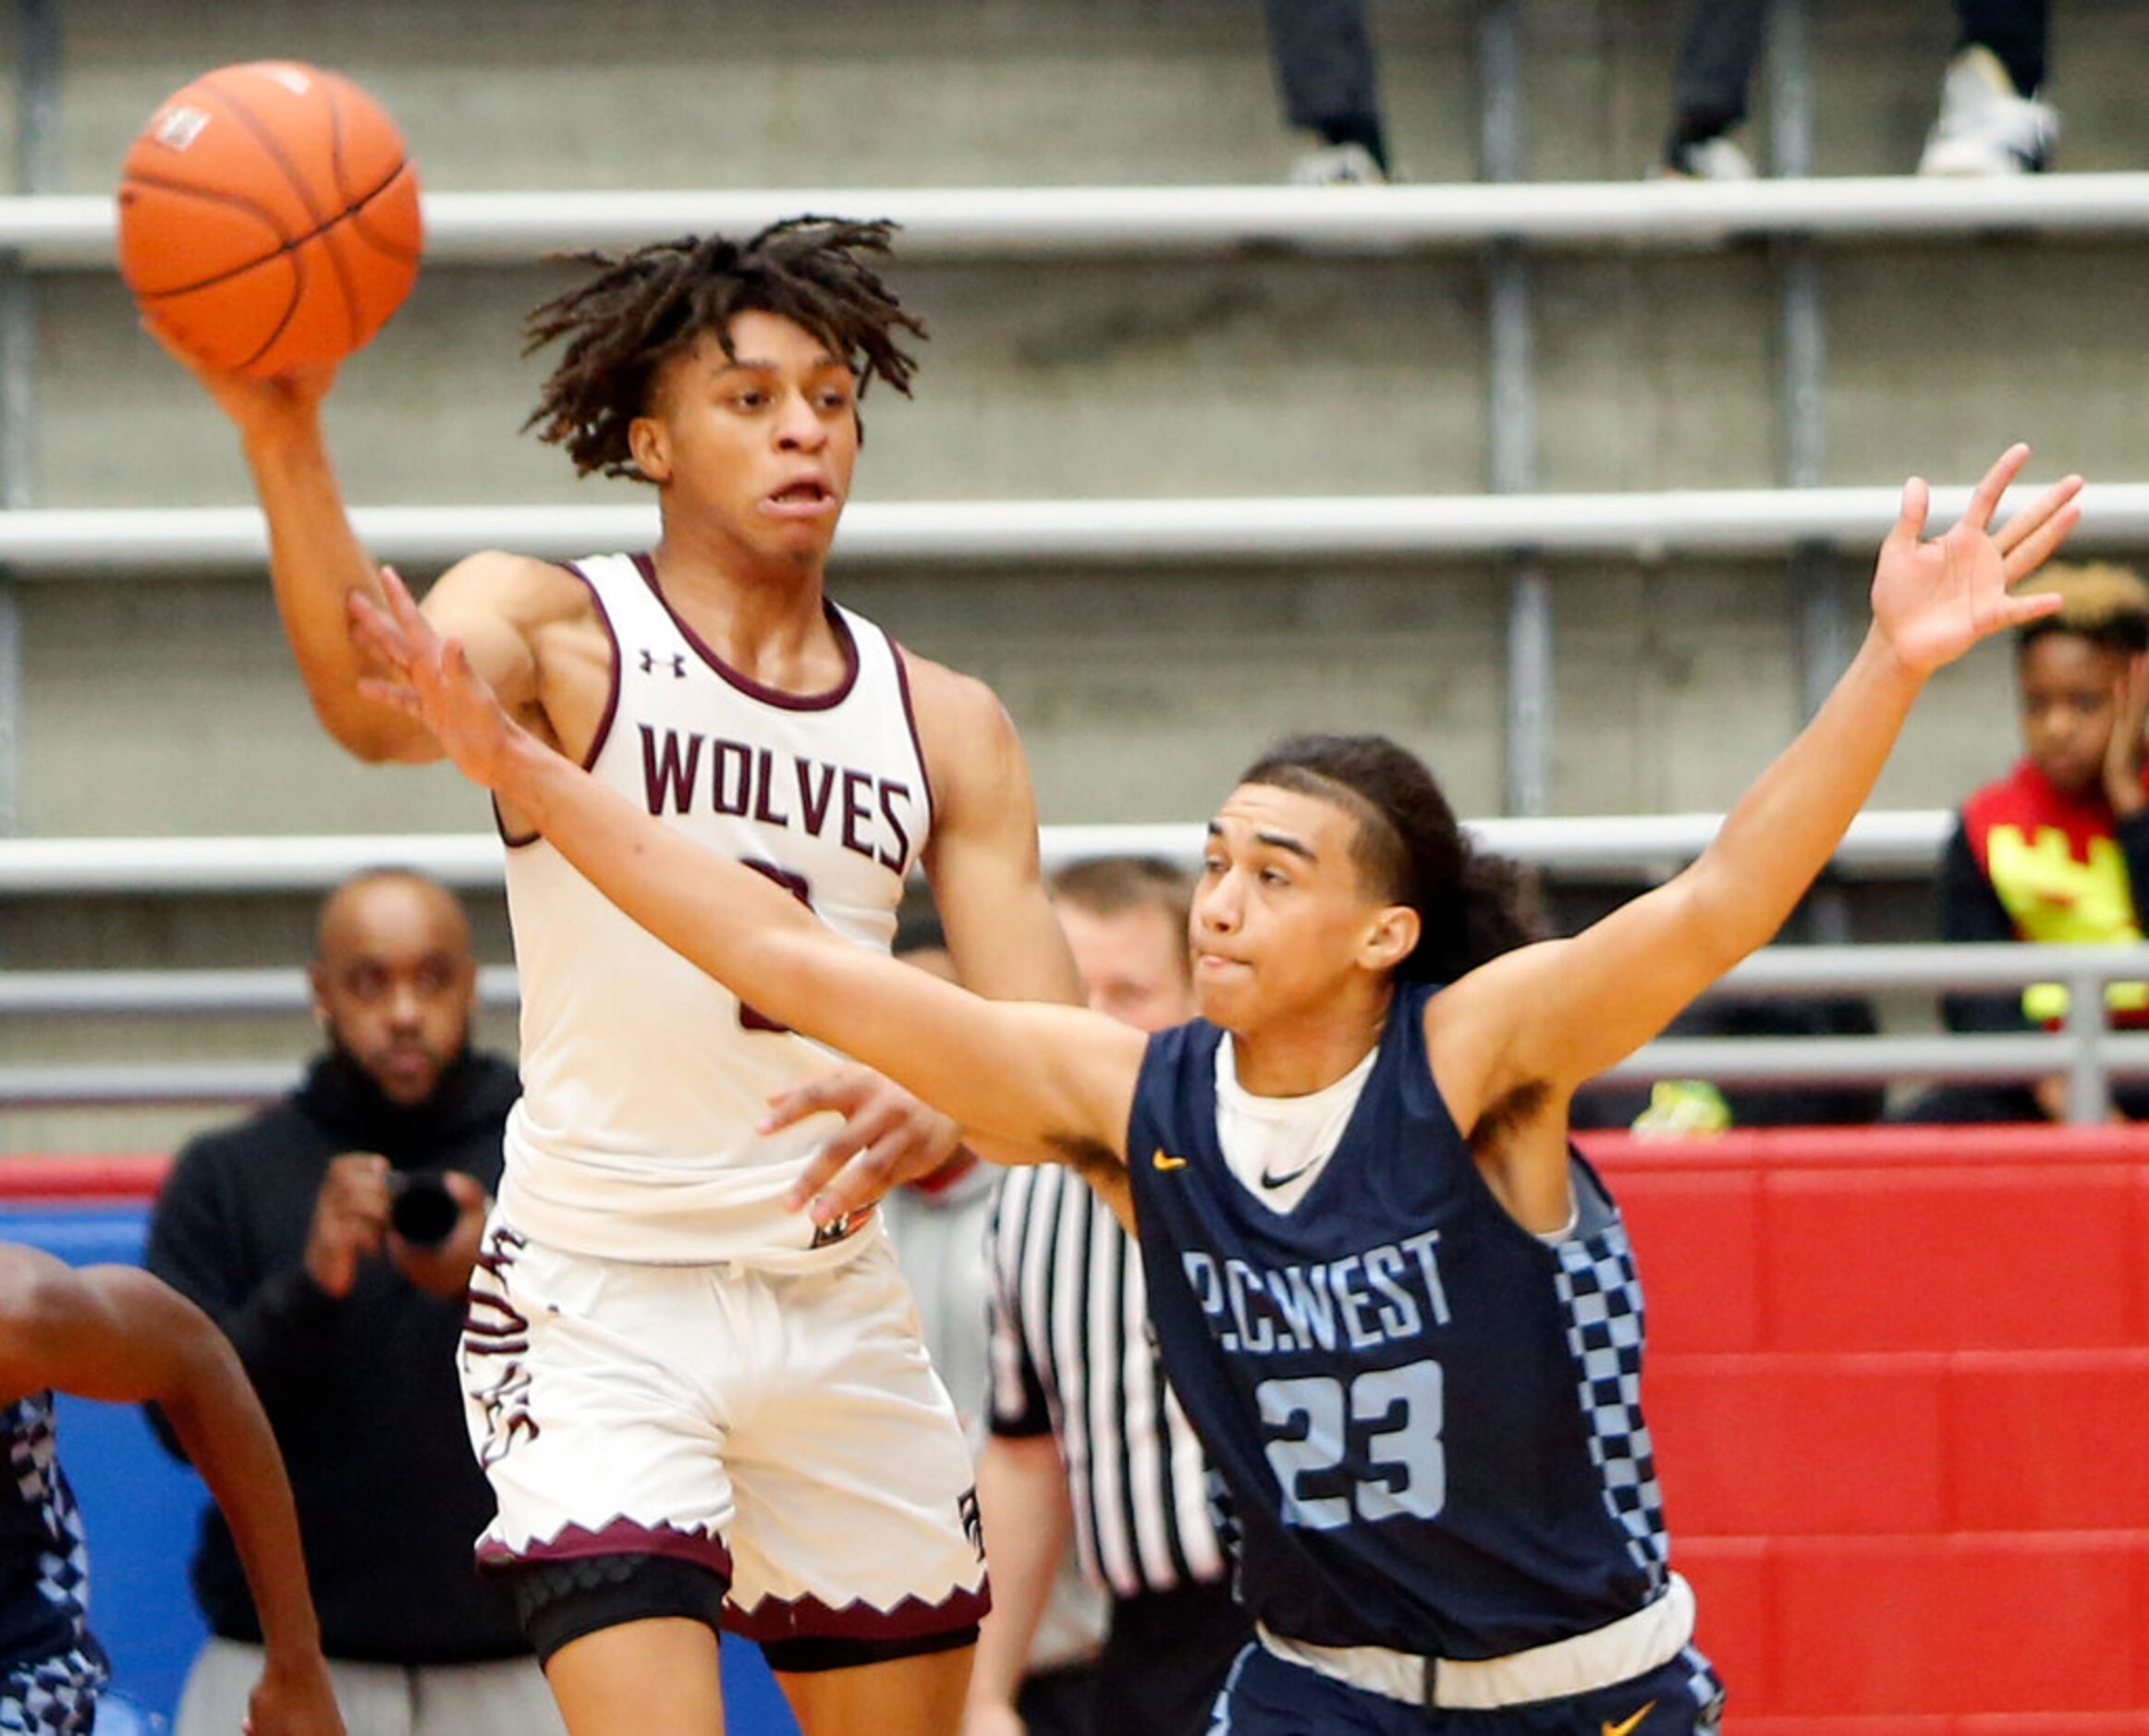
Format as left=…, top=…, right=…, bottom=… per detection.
left=498, top=552, right=933, bottom=1267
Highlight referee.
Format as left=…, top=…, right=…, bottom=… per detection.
left=965, top=859, right=1252, bottom=1736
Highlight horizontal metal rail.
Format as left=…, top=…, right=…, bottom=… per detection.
left=0, top=964, right=522, bottom=1015
left=3, top=1035, right=2139, bottom=1109
left=5, top=483, right=2145, bottom=574
left=0, top=812, right=1955, bottom=896
left=7, top=945, right=2149, bottom=1119
left=3, top=943, right=2132, bottom=1015
left=11, top=177, right=2149, bottom=269
left=1, top=1062, right=301, bottom=1106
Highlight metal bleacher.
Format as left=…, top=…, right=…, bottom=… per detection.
left=7, top=0, right=2149, bottom=1140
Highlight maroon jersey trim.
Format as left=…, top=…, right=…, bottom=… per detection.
left=629, top=551, right=861, bottom=713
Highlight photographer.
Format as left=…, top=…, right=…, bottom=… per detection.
left=145, top=869, right=560, bottom=1736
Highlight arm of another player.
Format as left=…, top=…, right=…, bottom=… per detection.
left=157, top=339, right=552, bottom=764
left=964, top=1434, right=1081, bottom=1736
left=768, top=659, right=1090, bottom=1225
left=906, top=655, right=1085, bottom=1006
left=1430, top=448, right=2082, bottom=1138
left=353, top=575, right=1145, bottom=1164
left=0, top=1249, right=343, bottom=1736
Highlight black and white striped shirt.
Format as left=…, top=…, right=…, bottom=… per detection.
left=987, top=1163, right=1228, bottom=1600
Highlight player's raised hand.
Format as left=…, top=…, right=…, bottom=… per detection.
left=351, top=568, right=521, bottom=790
left=1871, top=445, right=2081, bottom=675
left=142, top=313, right=338, bottom=436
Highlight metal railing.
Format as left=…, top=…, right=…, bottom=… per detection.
left=7, top=942, right=2149, bottom=1123
left=0, top=813, right=1956, bottom=896
left=10, top=177, right=2149, bottom=268
left=2, top=483, right=2144, bottom=576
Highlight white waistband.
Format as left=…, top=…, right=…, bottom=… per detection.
left=1256, top=1572, right=1695, bottom=1712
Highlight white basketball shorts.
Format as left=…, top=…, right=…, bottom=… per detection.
left=459, top=1214, right=989, bottom=1649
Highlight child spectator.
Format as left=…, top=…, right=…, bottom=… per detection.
left=1898, top=561, right=2149, bottom=1122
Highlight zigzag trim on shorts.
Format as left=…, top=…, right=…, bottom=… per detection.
left=477, top=1516, right=734, bottom=1581
left=723, top=1580, right=991, bottom=1644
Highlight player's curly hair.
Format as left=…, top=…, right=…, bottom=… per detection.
left=1239, top=735, right=1538, bottom=985
left=522, top=217, right=927, bottom=480
left=2014, top=561, right=2149, bottom=656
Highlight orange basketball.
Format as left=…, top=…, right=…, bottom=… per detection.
left=116, top=61, right=422, bottom=376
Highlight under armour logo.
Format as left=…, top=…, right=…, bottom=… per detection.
left=640, top=649, right=687, bottom=678
left=959, top=1486, right=984, bottom=1559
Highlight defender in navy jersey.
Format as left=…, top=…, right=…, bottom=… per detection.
left=168, top=220, right=1084, bottom=1736
left=366, top=441, right=2080, bottom=1733
left=0, top=1246, right=338, bottom=1735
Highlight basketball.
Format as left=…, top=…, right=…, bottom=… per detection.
left=116, top=61, right=422, bottom=377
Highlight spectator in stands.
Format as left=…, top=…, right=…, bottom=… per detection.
left=144, top=871, right=561, bottom=1736
left=0, top=1241, right=341, bottom=1734
left=1263, top=0, right=1391, bottom=184
left=1897, top=561, right=2149, bottom=1123
left=966, top=859, right=1251, bottom=1736
left=1660, top=0, right=2057, bottom=179
left=881, top=911, right=1106, bottom=1734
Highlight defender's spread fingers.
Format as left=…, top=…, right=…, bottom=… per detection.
left=1962, top=443, right=2031, bottom=532
left=1992, top=475, right=2084, bottom=558
left=1999, top=501, right=2083, bottom=585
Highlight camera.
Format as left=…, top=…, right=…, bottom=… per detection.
left=386, top=1170, right=461, bottom=1248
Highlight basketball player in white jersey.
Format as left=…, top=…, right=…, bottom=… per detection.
left=161, top=219, right=1083, bottom=1736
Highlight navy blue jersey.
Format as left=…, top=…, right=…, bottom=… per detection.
left=0, top=1393, right=103, bottom=1696
left=1125, top=981, right=1673, bottom=1660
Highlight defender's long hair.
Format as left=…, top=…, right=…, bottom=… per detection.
left=1239, top=734, right=1537, bottom=984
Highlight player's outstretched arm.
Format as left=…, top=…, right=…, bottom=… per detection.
left=0, top=1247, right=344, bottom=1736
left=764, top=654, right=1086, bottom=1226
left=352, top=575, right=1145, bottom=1164
left=155, top=334, right=549, bottom=764
left=1432, top=446, right=2082, bottom=1128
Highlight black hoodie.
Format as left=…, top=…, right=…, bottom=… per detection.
left=143, top=1049, right=530, bottom=1664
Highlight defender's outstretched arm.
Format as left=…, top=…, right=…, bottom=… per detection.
left=352, top=577, right=1143, bottom=1167
left=1431, top=447, right=2082, bottom=1132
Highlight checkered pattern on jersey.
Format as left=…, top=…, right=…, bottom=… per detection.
left=0, top=1645, right=102, bottom=1734
left=1681, top=1644, right=1728, bottom=1731
left=3, top=1399, right=90, bottom=1644
left=1551, top=1226, right=1668, bottom=1586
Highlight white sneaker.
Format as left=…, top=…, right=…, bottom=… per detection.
left=1654, top=135, right=1757, bottom=181
left=1288, top=141, right=1387, bottom=187
left=1918, top=44, right=2057, bottom=175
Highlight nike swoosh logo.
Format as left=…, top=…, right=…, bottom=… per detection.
left=1258, top=1155, right=1324, bottom=1191
left=1151, top=1150, right=1189, bottom=1171
left=1603, top=1702, right=1656, bottom=1736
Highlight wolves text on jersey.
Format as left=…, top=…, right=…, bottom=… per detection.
left=639, top=725, right=919, bottom=872
left=1180, top=1231, right=1453, bottom=1358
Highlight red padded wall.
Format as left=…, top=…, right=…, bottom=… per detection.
left=9, top=1133, right=2146, bottom=1723
left=1587, top=1127, right=2149, bottom=1726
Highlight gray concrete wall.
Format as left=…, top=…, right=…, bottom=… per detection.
left=7, top=0, right=2149, bottom=1150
